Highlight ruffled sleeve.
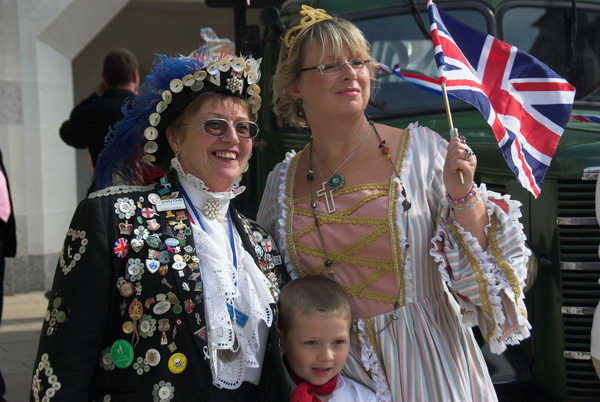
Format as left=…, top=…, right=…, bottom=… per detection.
left=257, top=151, right=297, bottom=279
left=428, top=133, right=531, bottom=354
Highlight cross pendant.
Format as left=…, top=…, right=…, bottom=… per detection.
left=316, top=181, right=336, bottom=213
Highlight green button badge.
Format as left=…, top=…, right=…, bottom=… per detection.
left=111, top=339, right=134, bottom=369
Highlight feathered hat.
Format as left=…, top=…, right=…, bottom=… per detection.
left=95, top=47, right=262, bottom=189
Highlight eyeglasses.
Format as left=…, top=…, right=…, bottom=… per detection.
left=299, top=59, right=371, bottom=75
left=179, top=118, right=260, bottom=140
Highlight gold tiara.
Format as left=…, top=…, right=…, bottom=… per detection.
left=283, top=4, right=333, bottom=52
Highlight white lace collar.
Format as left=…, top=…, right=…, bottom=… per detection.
left=171, top=157, right=245, bottom=200
left=172, top=158, right=246, bottom=222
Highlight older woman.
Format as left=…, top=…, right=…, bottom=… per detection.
left=258, top=5, right=531, bottom=402
left=31, top=50, right=290, bottom=401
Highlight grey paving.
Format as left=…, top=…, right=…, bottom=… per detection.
left=0, top=292, right=47, bottom=402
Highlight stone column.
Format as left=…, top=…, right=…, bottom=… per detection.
left=0, top=0, right=129, bottom=294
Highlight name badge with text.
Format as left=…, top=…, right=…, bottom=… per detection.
left=156, top=198, right=186, bottom=212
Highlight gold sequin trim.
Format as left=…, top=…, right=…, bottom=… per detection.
left=389, top=128, right=410, bottom=307
left=285, top=150, right=306, bottom=279
left=449, top=224, right=495, bottom=342
left=488, top=215, right=526, bottom=318
left=294, top=210, right=388, bottom=224
left=294, top=243, right=394, bottom=274
left=294, top=183, right=389, bottom=205
left=388, top=180, right=404, bottom=306
left=365, top=318, right=384, bottom=366
left=293, top=218, right=389, bottom=260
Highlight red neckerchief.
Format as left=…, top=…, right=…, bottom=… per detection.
left=289, top=368, right=339, bottom=402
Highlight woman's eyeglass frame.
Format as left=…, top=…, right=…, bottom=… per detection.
left=299, top=59, right=372, bottom=75
left=178, top=118, right=260, bottom=140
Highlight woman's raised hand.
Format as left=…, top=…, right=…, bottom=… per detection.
left=443, top=136, right=477, bottom=200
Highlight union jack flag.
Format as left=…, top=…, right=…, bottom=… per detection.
left=426, top=0, right=576, bottom=198
left=113, top=237, right=129, bottom=259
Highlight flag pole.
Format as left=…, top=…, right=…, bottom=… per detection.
left=441, top=81, right=465, bottom=184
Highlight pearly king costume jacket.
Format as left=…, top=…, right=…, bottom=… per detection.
left=31, top=172, right=290, bottom=402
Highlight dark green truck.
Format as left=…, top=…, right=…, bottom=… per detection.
left=211, top=0, right=600, bottom=399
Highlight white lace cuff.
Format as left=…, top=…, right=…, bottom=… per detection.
left=430, top=184, right=531, bottom=353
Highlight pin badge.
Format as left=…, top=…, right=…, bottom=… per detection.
left=119, top=221, right=133, bottom=235
left=131, top=238, right=144, bottom=253
left=122, top=321, right=134, bottom=334
left=146, top=234, right=162, bottom=249
left=147, top=219, right=161, bottom=231
left=119, top=282, right=134, bottom=297
left=153, top=300, right=171, bottom=315
left=145, top=349, right=161, bottom=367
left=165, top=238, right=179, bottom=247
left=168, top=353, right=187, bottom=374
left=146, top=259, right=160, bottom=274
left=158, top=318, right=170, bottom=332
left=172, top=261, right=186, bottom=270
left=148, top=193, right=160, bottom=205
left=156, top=198, right=185, bottom=212
left=141, top=207, right=156, bottom=219
left=113, top=238, right=129, bottom=259
left=111, top=339, right=134, bottom=369
left=128, top=299, right=144, bottom=321
left=159, top=251, right=171, bottom=264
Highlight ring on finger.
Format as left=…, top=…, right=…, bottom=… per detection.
left=463, top=149, right=475, bottom=160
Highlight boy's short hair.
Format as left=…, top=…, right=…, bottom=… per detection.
left=278, top=276, right=352, bottom=333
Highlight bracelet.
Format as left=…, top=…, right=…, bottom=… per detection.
left=451, top=192, right=480, bottom=210
left=446, top=183, right=479, bottom=210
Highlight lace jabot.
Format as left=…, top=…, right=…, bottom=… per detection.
left=172, top=157, right=274, bottom=389
left=171, top=157, right=245, bottom=222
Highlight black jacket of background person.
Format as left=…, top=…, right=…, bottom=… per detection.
left=59, top=89, right=136, bottom=167
left=31, top=171, right=291, bottom=402
left=0, top=150, right=16, bottom=259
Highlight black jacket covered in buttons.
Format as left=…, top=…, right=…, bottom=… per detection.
left=30, top=172, right=291, bottom=402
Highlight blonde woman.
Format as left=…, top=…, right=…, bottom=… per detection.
left=258, top=5, right=531, bottom=402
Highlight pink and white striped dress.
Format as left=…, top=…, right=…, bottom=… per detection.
left=258, top=123, right=531, bottom=402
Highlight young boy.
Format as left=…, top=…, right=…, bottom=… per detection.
left=278, top=276, right=377, bottom=402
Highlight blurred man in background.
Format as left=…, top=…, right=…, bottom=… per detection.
left=60, top=48, right=140, bottom=193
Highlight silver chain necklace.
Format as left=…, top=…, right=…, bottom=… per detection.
left=310, top=122, right=372, bottom=213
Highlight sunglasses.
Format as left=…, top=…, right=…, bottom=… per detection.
left=179, top=118, right=260, bottom=140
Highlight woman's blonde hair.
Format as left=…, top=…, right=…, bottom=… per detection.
left=272, top=17, right=376, bottom=128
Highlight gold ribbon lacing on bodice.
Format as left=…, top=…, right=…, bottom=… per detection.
left=284, top=128, right=411, bottom=307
